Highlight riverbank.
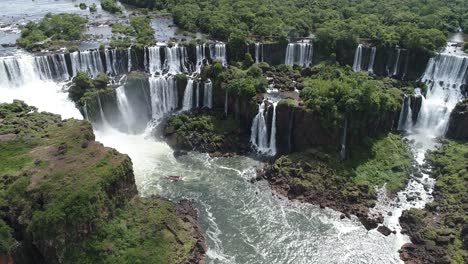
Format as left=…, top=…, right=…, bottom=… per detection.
left=0, top=101, right=206, bottom=263
left=399, top=140, right=467, bottom=264
left=259, top=133, right=414, bottom=230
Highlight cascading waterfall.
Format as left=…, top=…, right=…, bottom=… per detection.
left=195, top=82, right=200, bottom=108
left=195, top=44, right=206, bottom=72
left=397, top=95, right=413, bottom=132
left=70, top=50, right=104, bottom=77
left=147, top=46, right=163, bottom=75
left=285, top=42, right=313, bottom=67
left=224, top=91, right=228, bottom=116
left=352, top=44, right=363, bottom=72
left=255, top=42, right=263, bottom=63
left=268, top=102, right=278, bottom=156
left=0, top=54, right=69, bottom=87
left=339, top=118, right=348, bottom=160
left=147, top=45, right=188, bottom=75
left=127, top=47, right=132, bottom=72
left=203, top=80, right=213, bottom=109
left=415, top=52, right=468, bottom=136
left=368, top=47, right=377, bottom=74
left=116, top=85, right=137, bottom=133
left=210, top=43, right=227, bottom=66
left=105, top=48, right=118, bottom=76
left=96, top=94, right=109, bottom=126
left=392, top=49, right=401, bottom=77
left=182, top=79, right=194, bottom=111
left=250, top=101, right=277, bottom=156
left=165, top=45, right=188, bottom=74
left=148, top=76, right=178, bottom=120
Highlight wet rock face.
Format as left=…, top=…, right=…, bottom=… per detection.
left=446, top=99, right=468, bottom=140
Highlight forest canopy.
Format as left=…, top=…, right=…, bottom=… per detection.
left=120, top=0, right=467, bottom=52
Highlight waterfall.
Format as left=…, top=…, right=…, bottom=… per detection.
left=195, top=82, right=200, bottom=108
left=70, top=50, right=104, bottom=77
left=250, top=101, right=277, bottom=156
left=269, top=102, right=278, bottom=156
left=352, top=44, right=363, bottom=72
left=340, top=118, right=348, bottom=160
left=196, top=44, right=206, bottom=72
left=96, top=94, right=110, bottom=126
left=0, top=54, right=70, bottom=87
left=165, top=45, right=188, bottom=74
left=105, top=48, right=118, bottom=76
left=116, top=85, right=137, bottom=133
left=182, top=79, right=194, bottom=111
left=210, top=43, right=227, bottom=66
left=148, top=76, right=178, bottom=120
left=285, top=42, right=313, bottom=67
left=415, top=52, right=468, bottom=136
left=224, top=91, right=228, bottom=116
left=127, top=47, right=132, bottom=72
left=255, top=43, right=263, bottom=63
left=83, top=102, right=89, bottom=121
left=203, top=80, right=213, bottom=108
left=147, top=46, right=162, bottom=75
left=392, top=49, right=401, bottom=77
left=397, top=95, right=413, bottom=132
left=368, top=47, right=376, bottom=74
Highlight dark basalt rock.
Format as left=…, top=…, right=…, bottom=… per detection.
left=377, top=225, right=393, bottom=236
left=446, top=99, right=468, bottom=140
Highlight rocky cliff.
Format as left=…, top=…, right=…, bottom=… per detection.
left=0, top=101, right=206, bottom=263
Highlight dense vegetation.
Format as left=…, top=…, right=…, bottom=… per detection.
left=120, top=0, right=467, bottom=52
left=101, top=0, right=123, bottom=14
left=202, top=60, right=267, bottom=99
left=300, top=63, right=403, bottom=128
left=264, top=133, right=412, bottom=228
left=110, top=16, right=155, bottom=48
left=68, top=72, right=111, bottom=106
left=17, top=13, right=87, bottom=51
left=0, top=101, right=203, bottom=262
left=400, top=140, right=468, bottom=264
left=164, top=113, right=249, bottom=154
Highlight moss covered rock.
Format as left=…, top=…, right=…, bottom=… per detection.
left=0, top=101, right=205, bottom=263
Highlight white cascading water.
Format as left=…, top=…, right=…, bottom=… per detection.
left=285, top=41, right=313, bottom=67
left=392, top=49, right=401, bottom=77
left=224, top=91, right=228, bottom=116
left=148, top=76, right=178, bottom=120
left=116, top=85, right=138, bottom=134
left=352, top=44, right=363, bottom=72
left=255, top=42, right=263, bottom=63
left=250, top=101, right=277, bottom=156
left=0, top=53, right=80, bottom=119
left=372, top=43, right=468, bottom=251
left=147, top=45, right=188, bottom=75
left=104, top=48, right=118, bottom=76
left=147, top=46, right=163, bottom=75
left=182, top=79, right=194, bottom=111
left=339, top=118, right=348, bottom=160
left=195, top=82, right=200, bottom=108
left=368, top=47, right=376, bottom=74
left=70, top=50, right=104, bottom=78
left=203, top=80, right=213, bottom=109
left=397, top=95, right=413, bottom=132
left=210, top=43, right=227, bottom=66
left=165, top=45, right=188, bottom=74
left=415, top=50, right=468, bottom=137
left=127, top=47, right=132, bottom=72
left=195, top=44, right=206, bottom=73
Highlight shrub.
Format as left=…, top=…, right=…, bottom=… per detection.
left=101, top=0, right=122, bottom=14
left=79, top=3, right=87, bottom=10
left=89, top=3, right=97, bottom=12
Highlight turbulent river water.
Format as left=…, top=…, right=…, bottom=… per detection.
left=2, top=1, right=466, bottom=263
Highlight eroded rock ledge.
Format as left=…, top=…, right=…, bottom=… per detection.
left=0, top=101, right=206, bottom=263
